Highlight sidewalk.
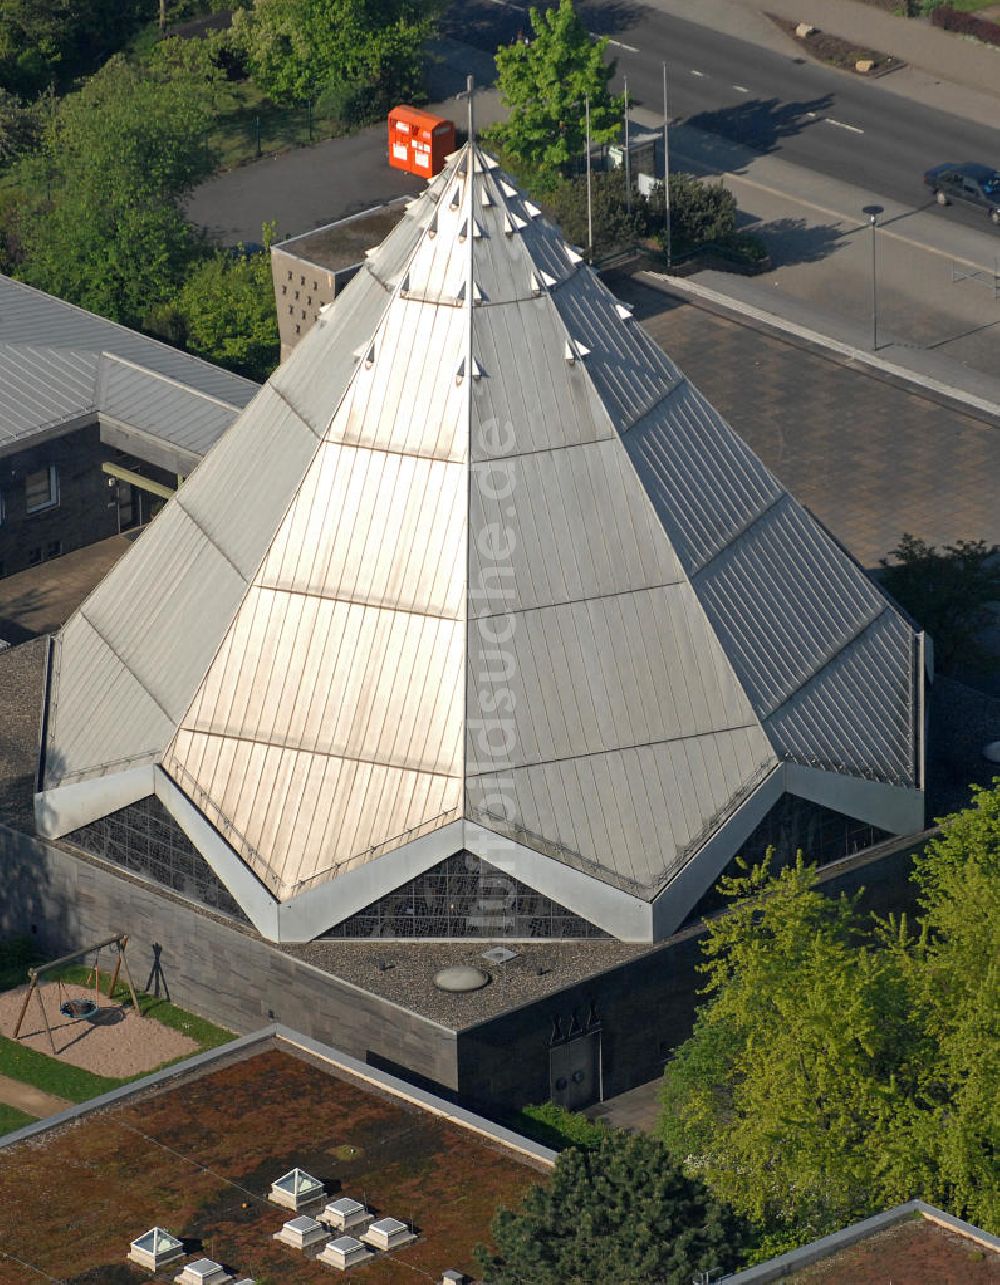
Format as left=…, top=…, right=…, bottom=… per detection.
left=0, top=1074, right=68, bottom=1119
left=632, top=112, right=1000, bottom=389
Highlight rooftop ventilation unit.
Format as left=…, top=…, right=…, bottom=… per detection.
left=128, top=1227, right=185, bottom=1271
left=273, top=1214, right=329, bottom=1253
left=317, top=1235, right=374, bottom=1270
left=362, top=1217, right=417, bottom=1252
left=320, top=1197, right=374, bottom=1234
left=173, top=1259, right=233, bottom=1285
left=482, top=946, right=517, bottom=964
left=269, top=1168, right=325, bottom=1211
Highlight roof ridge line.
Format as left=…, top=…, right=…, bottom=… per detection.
left=97, top=351, right=246, bottom=412
left=0, top=274, right=257, bottom=393
left=471, top=577, right=688, bottom=622
left=762, top=605, right=894, bottom=723
left=465, top=721, right=768, bottom=777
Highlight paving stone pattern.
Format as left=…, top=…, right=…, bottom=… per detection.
left=618, top=279, right=1000, bottom=570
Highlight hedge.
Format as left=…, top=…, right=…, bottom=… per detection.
left=931, top=5, right=1000, bottom=47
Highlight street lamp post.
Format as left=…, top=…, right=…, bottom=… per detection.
left=662, top=60, right=672, bottom=267
left=623, top=75, right=631, bottom=215
left=862, top=203, right=884, bottom=351
left=584, top=93, right=593, bottom=262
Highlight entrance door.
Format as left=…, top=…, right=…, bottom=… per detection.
left=550, top=1027, right=602, bottom=1110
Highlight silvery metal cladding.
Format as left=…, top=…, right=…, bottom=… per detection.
left=36, top=144, right=921, bottom=939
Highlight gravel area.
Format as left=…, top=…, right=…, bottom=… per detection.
left=0, top=636, right=47, bottom=833
left=281, top=937, right=659, bottom=1028
left=0, top=982, right=198, bottom=1077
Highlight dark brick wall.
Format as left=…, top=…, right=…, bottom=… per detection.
left=0, top=823, right=930, bottom=1113
left=0, top=423, right=176, bottom=580
left=0, top=825, right=460, bottom=1091
left=457, top=831, right=931, bottom=1112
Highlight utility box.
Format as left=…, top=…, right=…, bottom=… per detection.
left=608, top=129, right=658, bottom=179
left=388, top=106, right=456, bottom=179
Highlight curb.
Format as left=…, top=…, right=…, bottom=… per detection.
left=637, top=270, right=1000, bottom=428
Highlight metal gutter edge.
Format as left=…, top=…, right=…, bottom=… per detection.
left=0, top=1022, right=557, bottom=1172
left=272, top=1025, right=557, bottom=1169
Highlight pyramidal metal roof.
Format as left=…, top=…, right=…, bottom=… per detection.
left=36, top=145, right=918, bottom=922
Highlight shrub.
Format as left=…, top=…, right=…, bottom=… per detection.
left=931, top=5, right=1000, bottom=46
left=541, top=169, right=649, bottom=258
left=663, top=172, right=737, bottom=253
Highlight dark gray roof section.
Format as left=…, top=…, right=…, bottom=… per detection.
left=0, top=275, right=257, bottom=456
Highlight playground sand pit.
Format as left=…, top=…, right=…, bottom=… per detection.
left=0, top=983, right=198, bottom=1077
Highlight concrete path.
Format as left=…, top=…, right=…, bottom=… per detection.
left=585, top=1076, right=661, bottom=1134
left=0, top=1074, right=68, bottom=1119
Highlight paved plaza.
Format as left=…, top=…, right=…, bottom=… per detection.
left=617, top=274, right=1000, bottom=571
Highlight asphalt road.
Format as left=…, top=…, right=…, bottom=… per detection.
left=447, top=0, right=1000, bottom=235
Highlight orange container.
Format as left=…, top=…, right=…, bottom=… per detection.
left=388, top=106, right=456, bottom=179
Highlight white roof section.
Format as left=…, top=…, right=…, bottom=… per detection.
left=0, top=275, right=255, bottom=457
left=37, top=145, right=919, bottom=921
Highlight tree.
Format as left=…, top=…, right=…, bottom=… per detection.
left=665, top=172, right=737, bottom=249
left=161, top=227, right=280, bottom=381
left=905, top=782, right=1000, bottom=1230
left=16, top=43, right=227, bottom=328
left=879, top=533, right=1000, bottom=674
left=659, top=858, right=922, bottom=1246
left=658, top=818, right=1000, bottom=1252
left=476, top=1131, right=749, bottom=1285
left=489, top=0, right=622, bottom=185
left=542, top=170, right=648, bottom=257
left=230, top=0, right=436, bottom=109
left=0, top=0, right=147, bottom=96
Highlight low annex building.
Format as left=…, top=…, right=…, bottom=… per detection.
left=0, top=275, right=256, bottom=579
left=33, top=145, right=925, bottom=944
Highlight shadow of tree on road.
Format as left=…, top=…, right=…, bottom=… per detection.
left=751, top=216, right=847, bottom=267
left=686, top=95, right=833, bottom=155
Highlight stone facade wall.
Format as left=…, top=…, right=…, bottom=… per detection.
left=271, top=248, right=339, bottom=360
left=0, top=822, right=930, bottom=1112
left=0, top=825, right=460, bottom=1090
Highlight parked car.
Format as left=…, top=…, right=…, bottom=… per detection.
left=924, top=162, right=1000, bottom=224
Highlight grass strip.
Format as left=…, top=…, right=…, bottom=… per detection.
left=0, top=1102, right=38, bottom=1135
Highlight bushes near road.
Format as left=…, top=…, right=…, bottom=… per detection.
left=931, top=3, right=1000, bottom=46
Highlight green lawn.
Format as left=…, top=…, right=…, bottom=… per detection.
left=0, top=1102, right=38, bottom=1136
left=207, top=80, right=346, bottom=176
left=0, top=1037, right=121, bottom=1103
left=943, top=0, right=999, bottom=10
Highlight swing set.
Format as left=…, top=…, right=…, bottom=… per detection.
left=12, top=934, right=143, bottom=1056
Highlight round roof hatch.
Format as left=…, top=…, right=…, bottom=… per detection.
left=434, top=966, right=489, bottom=993
left=984, top=741, right=1000, bottom=764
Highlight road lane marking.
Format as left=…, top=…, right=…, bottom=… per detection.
left=668, top=144, right=993, bottom=275
left=825, top=118, right=865, bottom=135
left=604, top=37, right=639, bottom=52
left=733, top=84, right=750, bottom=93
